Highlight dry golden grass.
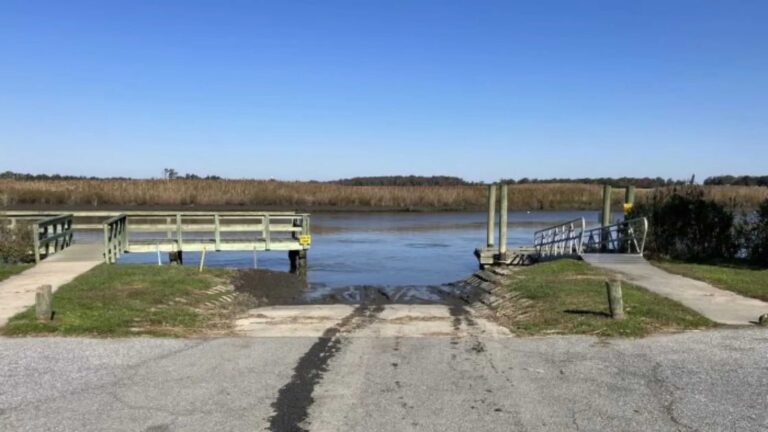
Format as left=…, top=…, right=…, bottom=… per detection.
left=0, top=179, right=765, bottom=211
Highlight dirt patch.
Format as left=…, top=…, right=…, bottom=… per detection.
left=233, top=269, right=310, bottom=307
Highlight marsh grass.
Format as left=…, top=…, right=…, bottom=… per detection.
left=2, top=179, right=764, bottom=211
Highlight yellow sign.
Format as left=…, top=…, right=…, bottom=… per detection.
left=623, top=203, right=634, bottom=214
left=299, top=235, right=312, bottom=246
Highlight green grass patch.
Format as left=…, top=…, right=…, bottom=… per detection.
left=2, top=264, right=236, bottom=337
left=653, top=260, right=768, bottom=302
left=506, top=259, right=715, bottom=337
left=0, top=264, right=32, bottom=282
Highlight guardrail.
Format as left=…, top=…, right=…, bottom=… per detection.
left=582, top=217, right=648, bottom=255
left=103, top=214, right=128, bottom=263
left=533, top=218, right=586, bottom=258
left=32, top=214, right=74, bottom=263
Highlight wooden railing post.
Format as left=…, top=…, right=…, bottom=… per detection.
left=176, top=213, right=183, bottom=251
left=214, top=213, right=221, bottom=250
left=122, top=216, right=128, bottom=252
left=264, top=214, right=271, bottom=250
left=33, top=223, right=41, bottom=263
left=103, top=223, right=110, bottom=263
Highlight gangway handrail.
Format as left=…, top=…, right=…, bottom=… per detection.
left=533, top=217, right=586, bottom=258
left=582, top=217, right=648, bottom=255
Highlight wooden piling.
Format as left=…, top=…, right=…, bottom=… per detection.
left=498, top=183, right=508, bottom=259
left=606, top=279, right=625, bottom=320
left=36, top=284, right=52, bottom=322
left=601, top=185, right=612, bottom=227
left=625, top=185, right=636, bottom=208
left=486, top=184, right=496, bottom=248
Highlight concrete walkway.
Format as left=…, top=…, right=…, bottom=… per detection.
left=582, top=254, right=768, bottom=325
left=0, top=243, right=103, bottom=327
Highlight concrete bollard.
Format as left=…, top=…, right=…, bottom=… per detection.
left=36, top=284, right=53, bottom=322
left=606, top=279, right=625, bottom=320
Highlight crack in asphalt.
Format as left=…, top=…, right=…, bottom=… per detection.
left=267, top=304, right=384, bottom=432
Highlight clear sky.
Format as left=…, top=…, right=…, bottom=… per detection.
left=1, top=1, right=766, bottom=181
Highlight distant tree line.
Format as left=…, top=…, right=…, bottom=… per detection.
left=703, top=175, right=768, bottom=187
left=500, top=177, right=690, bottom=188
left=0, top=170, right=221, bottom=181
left=330, top=176, right=472, bottom=186
left=3, top=170, right=766, bottom=188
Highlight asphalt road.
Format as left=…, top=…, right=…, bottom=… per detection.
left=1, top=322, right=767, bottom=431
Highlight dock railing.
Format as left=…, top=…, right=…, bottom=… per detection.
left=32, top=214, right=74, bottom=263
left=103, top=214, right=128, bottom=263
left=533, top=218, right=586, bottom=259
left=582, top=217, right=648, bottom=255
left=100, top=212, right=311, bottom=260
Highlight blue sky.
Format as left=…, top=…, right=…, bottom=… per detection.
left=1, top=1, right=766, bottom=181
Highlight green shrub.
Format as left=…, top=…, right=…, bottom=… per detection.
left=741, top=199, right=768, bottom=266
left=630, top=187, right=737, bottom=261
left=0, top=222, right=34, bottom=263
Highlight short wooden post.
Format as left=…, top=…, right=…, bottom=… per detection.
left=486, top=184, right=496, bottom=248
left=498, top=184, right=508, bottom=260
left=606, top=279, right=625, bottom=320
left=36, top=284, right=52, bottom=322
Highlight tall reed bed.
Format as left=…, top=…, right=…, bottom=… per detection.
left=0, top=179, right=765, bottom=211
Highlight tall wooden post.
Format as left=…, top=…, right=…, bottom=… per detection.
left=601, top=185, right=612, bottom=252
left=601, top=185, right=612, bottom=227
left=625, top=185, right=636, bottom=210
left=498, top=183, right=508, bottom=260
left=622, top=185, right=636, bottom=252
left=486, top=184, right=496, bottom=248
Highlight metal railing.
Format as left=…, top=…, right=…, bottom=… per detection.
left=32, top=214, right=74, bottom=263
left=103, top=214, right=128, bottom=263
left=582, top=217, right=648, bottom=255
left=533, top=218, right=586, bottom=258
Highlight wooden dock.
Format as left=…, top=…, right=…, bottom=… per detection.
left=1, top=211, right=312, bottom=269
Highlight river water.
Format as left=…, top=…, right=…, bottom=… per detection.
left=116, top=211, right=608, bottom=288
